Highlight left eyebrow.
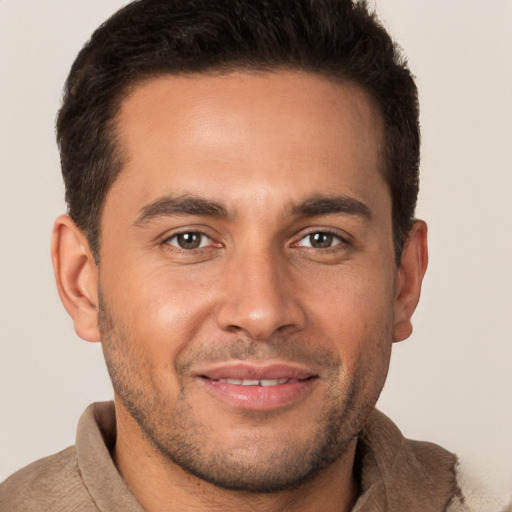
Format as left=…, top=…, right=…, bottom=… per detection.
left=290, top=194, right=372, bottom=221
left=134, top=194, right=228, bottom=227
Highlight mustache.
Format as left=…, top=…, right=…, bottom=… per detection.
left=176, top=336, right=341, bottom=374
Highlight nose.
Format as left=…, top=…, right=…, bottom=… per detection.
left=216, top=247, right=306, bottom=340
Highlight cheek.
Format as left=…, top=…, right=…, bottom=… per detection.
left=102, top=265, right=219, bottom=361
left=307, top=261, right=396, bottom=355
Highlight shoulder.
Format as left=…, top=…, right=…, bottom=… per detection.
left=358, top=410, right=511, bottom=512
left=400, top=435, right=512, bottom=512
left=447, top=461, right=512, bottom=512
left=0, top=446, right=97, bottom=512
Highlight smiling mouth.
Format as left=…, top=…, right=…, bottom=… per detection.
left=198, top=367, right=318, bottom=410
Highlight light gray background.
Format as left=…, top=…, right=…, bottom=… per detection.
left=1, top=0, right=511, bottom=498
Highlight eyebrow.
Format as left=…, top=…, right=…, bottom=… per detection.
left=290, top=195, right=372, bottom=221
left=134, top=192, right=372, bottom=227
left=134, top=194, right=228, bottom=226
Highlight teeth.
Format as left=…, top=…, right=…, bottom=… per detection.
left=240, top=379, right=259, bottom=386
left=260, top=379, right=279, bottom=386
left=218, top=379, right=243, bottom=384
left=216, top=378, right=293, bottom=386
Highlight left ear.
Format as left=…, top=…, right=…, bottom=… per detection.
left=393, top=220, right=428, bottom=342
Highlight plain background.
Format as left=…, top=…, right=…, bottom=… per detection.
left=1, top=0, right=511, bottom=499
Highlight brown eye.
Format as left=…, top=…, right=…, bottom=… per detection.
left=297, top=232, right=342, bottom=249
left=309, top=232, right=334, bottom=248
left=167, top=232, right=211, bottom=249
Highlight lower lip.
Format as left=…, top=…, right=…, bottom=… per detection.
left=200, top=378, right=316, bottom=411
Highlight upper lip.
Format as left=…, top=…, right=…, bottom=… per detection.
left=197, top=362, right=317, bottom=381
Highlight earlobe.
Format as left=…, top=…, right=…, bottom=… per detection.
left=393, top=220, right=428, bottom=343
left=51, top=214, right=101, bottom=342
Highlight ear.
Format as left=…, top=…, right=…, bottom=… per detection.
left=393, top=220, right=428, bottom=343
left=51, top=214, right=100, bottom=342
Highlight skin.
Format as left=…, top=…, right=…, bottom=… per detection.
left=52, top=70, right=428, bottom=512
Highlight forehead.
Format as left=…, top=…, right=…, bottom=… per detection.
left=107, top=70, right=388, bottom=220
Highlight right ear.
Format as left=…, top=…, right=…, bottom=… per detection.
left=51, top=214, right=100, bottom=342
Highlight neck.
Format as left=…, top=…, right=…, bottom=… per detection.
left=113, top=402, right=359, bottom=512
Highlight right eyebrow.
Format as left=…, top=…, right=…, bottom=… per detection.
left=134, top=194, right=228, bottom=227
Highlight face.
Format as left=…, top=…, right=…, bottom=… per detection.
left=97, top=71, right=398, bottom=491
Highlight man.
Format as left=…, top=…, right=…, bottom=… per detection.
left=0, top=1, right=509, bottom=511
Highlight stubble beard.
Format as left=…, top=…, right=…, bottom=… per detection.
left=98, top=295, right=390, bottom=493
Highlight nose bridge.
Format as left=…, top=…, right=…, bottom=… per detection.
left=216, top=239, right=305, bottom=339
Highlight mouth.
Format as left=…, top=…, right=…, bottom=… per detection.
left=196, top=363, right=318, bottom=411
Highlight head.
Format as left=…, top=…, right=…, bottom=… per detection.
left=52, top=0, right=427, bottom=497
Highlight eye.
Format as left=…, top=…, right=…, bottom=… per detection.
left=165, top=231, right=212, bottom=250
left=296, top=231, right=344, bottom=249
